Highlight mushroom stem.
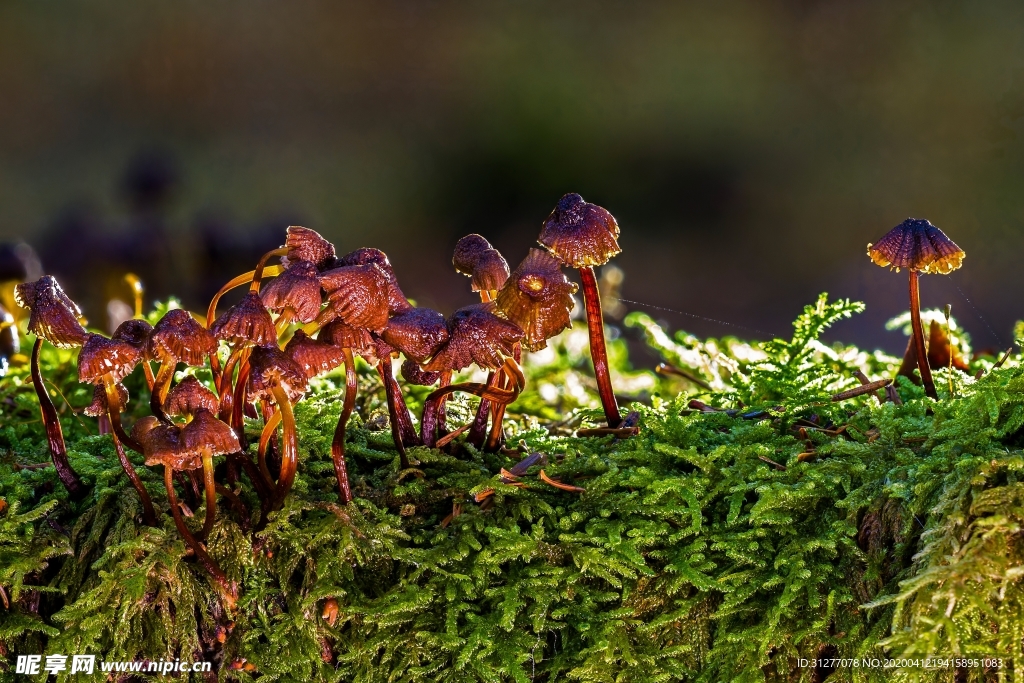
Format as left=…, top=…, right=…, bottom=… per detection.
left=249, top=247, right=290, bottom=293
left=103, top=378, right=157, bottom=526
left=163, top=465, right=236, bottom=609
left=485, top=357, right=525, bottom=452
left=30, top=337, right=87, bottom=500
left=274, top=310, right=295, bottom=341
left=579, top=266, right=621, bottom=426
left=230, top=352, right=251, bottom=445
left=200, top=450, right=217, bottom=540
left=909, top=270, right=937, bottom=399
left=378, top=355, right=409, bottom=468
left=141, top=360, right=156, bottom=392
left=150, top=360, right=176, bottom=424
left=330, top=348, right=357, bottom=504
left=258, top=409, right=282, bottom=487
left=207, top=265, right=284, bottom=383
left=467, top=371, right=500, bottom=447
left=421, top=381, right=519, bottom=448
left=436, top=370, right=452, bottom=437
left=270, top=385, right=298, bottom=509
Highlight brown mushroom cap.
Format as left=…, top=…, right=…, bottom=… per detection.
left=453, top=235, right=510, bottom=292
left=284, top=330, right=345, bottom=378
left=14, top=276, right=88, bottom=348
left=247, top=345, right=309, bottom=403
left=319, top=319, right=377, bottom=361
left=111, top=319, right=153, bottom=351
left=211, top=292, right=277, bottom=347
left=318, top=263, right=390, bottom=332
left=380, top=307, right=449, bottom=363
left=867, top=218, right=965, bottom=275
left=150, top=309, right=217, bottom=365
left=181, top=409, right=241, bottom=457
left=496, top=248, right=578, bottom=351
left=260, top=259, right=323, bottom=323
left=538, top=193, right=622, bottom=268
left=83, top=382, right=129, bottom=417
left=282, top=225, right=337, bottom=271
left=423, top=302, right=523, bottom=372
left=401, top=358, right=440, bottom=386
left=165, top=376, right=219, bottom=417
left=337, top=248, right=412, bottom=314
left=78, top=333, right=142, bottom=383
left=132, top=416, right=195, bottom=470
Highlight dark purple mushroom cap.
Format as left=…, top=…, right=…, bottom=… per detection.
left=14, top=276, right=88, bottom=348
left=247, top=345, right=309, bottom=403
left=319, top=319, right=376, bottom=360
left=380, top=307, right=449, bottom=363
left=132, top=416, right=195, bottom=470
left=111, top=319, right=153, bottom=351
left=78, top=333, right=142, bottom=384
left=337, top=247, right=412, bottom=314
left=211, top=292, right=277, bottom=348
left=318, top=263, right=391, bottom=332
left=423, top=302, right=523, bottom=372
left=452, top=235, right=510, bottom=293
left=150, top=309, right=217, bottom=366
left=284, top=330, right=345, bottom=378
left=867, top=218, right=965, bottom=275
left=260, top=259, right=323, bottom=324
left=496, top=248, right=578, bottom=351
left=282, top=225, right=337, bottom=270
left=538, top=193, right=621, bottom=268
left=401, top=358, right=440, bottom=386
left=181, top=409, right=240, bottom=457
left=83, top=382, right=129, bottom=417
left=165, top=376, right=219, bottom=417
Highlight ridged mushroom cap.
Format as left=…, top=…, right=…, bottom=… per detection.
left=452, top=235, right=510, bottom=293
left=83, top=382, right=129, bottom=417
left=211, top=292, right=277, bottom=347
left=284, top=330, right=345, bottom=378
left=247, top=345, right=309, bottom=403
left=337, top=247, right=412, bottom=314
left=319, top=320, right=377, bottom=363
left=538, top=193, right=621, bottom=268
left=111, top=319, right=153, bottom=351
left=181, top=409, right=240, bottom=457
left=132, top=416, right=196, bottom=470
left=496, top=248, right=578, bottom=351
left=14, top=276, right=88, bottom=348
left=165, top=376, right=219, bottom=417
left=423, top=302, right=523, bottom=372
left=401, top=358, right=440, bottom=386
left=149, top=309, right=216, bottom=365
left=78, top=333, right=142, bottom=383
left=282, top=225, right=337, bottom=270
left=260, top=259, right=323, bottom=323
left=380, top=307, right=449, bottom=363
left=318, top=263, right=391, bottom=332
left=867, top=218, right=965, bottom=274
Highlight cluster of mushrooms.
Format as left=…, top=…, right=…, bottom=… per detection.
left=14, top=193, right=629, bottom=605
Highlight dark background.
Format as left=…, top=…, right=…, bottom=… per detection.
left=2, top=1, right=1024, bottom=353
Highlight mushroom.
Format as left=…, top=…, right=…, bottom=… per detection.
left=281, top=225, right=337, bottom=271
left=148, top=309, right=217, bottom=422
left=868, top=218, right=965, bottom=399
left=260, top=259, right=323, bottom=335
left=181, top=410, right=241, bottom=539
left=537, top=193, right=623, bottom=426
left=337, top=247, right=412, bottom=315
left=112, top=318, right=156, bottom=391
left=380, top=307, right=449, bottom=364
left=210, top=291, right=277, bottom=427
left=452, top=234, right=510, bottom=302
left=496, top=248, right=577, bottom=352
left=165, top=375, right=219, bottom=419
left=313, top=263, right=391, bottom=334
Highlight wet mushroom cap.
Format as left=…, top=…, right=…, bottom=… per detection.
left=181, top=409, right=241, bottom=456
left=282, top=225, right=337, bottom=270
left=83, top=382, right=129, bottom=417
left=380, top=307, right=449, bottom=363
left=401, top=358, right=440, bottom=386
left=538, top=193, right=622, bottom=268
left=247, top=345, right=309, bottom=403
left=337, top=247, right=412, bottom=314
left=78, top=333, right=142, bottom=383
left=165, top=376, right=219, bottom=417
left=496, top=248, right=577, bottom=352
left=318, top=263, right=391, bottom=332
left=111, top=319, right=153, bottom=352
left=132, top=416, right=196, bottom=470
left=867, top=218, right=965, bottom=274
left=453, top=235, right=510, bottom=292
left=260, top=259, right=323, bottom=323
left=319, top=319, right=377, bottom=361
left=211, top=292, right=277, bottom=347
left=423, top=302, right=523, bottom=372
left=284, top=330, right=345, bottom=378
left=150, top=309, right=217, bottom=365
left=14, top=276, right=88, bottom=348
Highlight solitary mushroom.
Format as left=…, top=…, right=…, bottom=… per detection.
left=452, top=235, right=510, bottom=301
left=149, top=309, right=217, bottom=422
left=868, top=218, right=965, bottom=399
left=181, top=410, right=241, bottom=539
left=537, top=193, right=623, bottom=426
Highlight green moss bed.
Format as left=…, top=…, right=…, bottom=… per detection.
left=2, top=294, right=1023, bottom=681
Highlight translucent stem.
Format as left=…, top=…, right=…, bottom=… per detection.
left=580, top=266, right=621, bottom=426
left=200, top=451, right=217, bottom=540
left=31, top=338, right=87, bottom=499
left=330, top=348, right=357, bottom=504
left=909, top=270, right=937, bottom=399
left=270, top=385, right=298, bottom=509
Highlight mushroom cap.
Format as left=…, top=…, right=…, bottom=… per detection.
left=165, top=376, right=219, bottom=417
left=282, top=225, right=337, bottom=271
left=260, top=259, right=323, bottom=323
left=150, top=309, right=217, bottom=365
left=14, top=276, right=88, bottom=348
left=496, top=248, right=578, bottom=351
left=132, top=416, right=196, bottom=470
left=401, top=358, right=440, bottom=386
left=181, top=409, right=240, bottom=457
left=452, top=235, right=510, bottom=292
left=211, top=292, right=278, bottom=347
left=538, top=193, right=621, bottom=268
left=111, top=318, right=153, bottom=351
left=318, top=263, right=391, bottom=332
left=867, top=218, right=965, bottom=274
left=284, top=329, right=345, bottom=378
left=337, top=247, right=412, bottom=314
left=78, top=333, right=142, bottom=384
left=319, top=319, right=377, bottom=360
left=423, top=302, right=523, bottom=372
left=247, top=345, right=309, bottom=403
left=380, top=307, right=449, bottom=363
left=83, top=382, right=129, bottom=417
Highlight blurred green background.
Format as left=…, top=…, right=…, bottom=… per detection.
left=1, top=1, right=1023, bottom=353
